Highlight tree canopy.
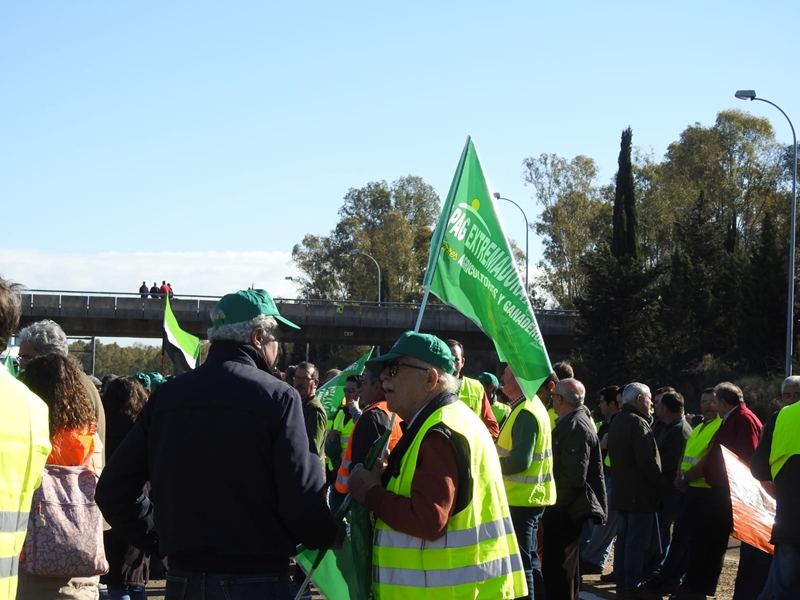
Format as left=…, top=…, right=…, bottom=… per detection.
left=291, top=175, right=441, bottom=303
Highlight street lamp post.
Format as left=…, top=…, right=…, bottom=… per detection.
left=349, top=249, right=381, bottom=306
left=493, top=193, right=530, bottom=295
left=735, top=90, right=798, bottom=377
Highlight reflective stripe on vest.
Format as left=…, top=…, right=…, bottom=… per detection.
left=496, top=396, right=556, bottom=507
left=0, top=511, right=27, bottom=536
left=0, top=554, right=19, bottom=578
left=375, top=516, right=515, bottom=550
left=335, top=401, right=401, bottom=494
left=679, top=417, right=721, bottom=488
left=770, top=402, right=800, bottom=480
left=373, top=401, right=527, bottom=600
left=374, top=552, right=524, bottom=589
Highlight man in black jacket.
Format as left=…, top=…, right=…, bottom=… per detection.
left=543, top=377, right=606, bottom=600
left=607, top=382, right=663, bottom=600
left=96, top=289, right=339, bottom=599
left=650, top=390, right=692, bottom=571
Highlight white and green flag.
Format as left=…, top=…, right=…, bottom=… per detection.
left=423, top=137, right=552, bottom=399
left=163, top=296, right=202, bottom=373
left=316, top=347, right=374, bottom=420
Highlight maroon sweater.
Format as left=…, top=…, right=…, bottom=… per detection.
left=703, top=403, right=762, bottom=489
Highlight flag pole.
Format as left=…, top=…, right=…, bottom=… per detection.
left=414, top=136, right=471, bottom=333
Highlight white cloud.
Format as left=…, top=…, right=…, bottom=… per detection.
left=0, top=249, right=299, bottom=299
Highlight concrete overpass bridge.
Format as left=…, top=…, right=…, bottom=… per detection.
left=17, top=291, right=579, bottom=354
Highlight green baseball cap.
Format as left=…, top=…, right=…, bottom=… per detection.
left=477, top=372, right=499, bottom=386
left=210, top=289, right=300, bottom=331
left=133, top=372, right=151, bottom=390
left=365, top=331, right=455, bottom=374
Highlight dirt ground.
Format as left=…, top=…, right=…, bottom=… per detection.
left=144, top=538, right=744, bottom=599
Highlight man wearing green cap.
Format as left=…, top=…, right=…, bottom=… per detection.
left=96, top=289, right=339, bottom=600
left=478, top=371, right=510, bottom=425
left=348, top=330, right=527, bottom=599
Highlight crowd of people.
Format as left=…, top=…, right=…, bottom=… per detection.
left=1, top=278, right=798, bottom=600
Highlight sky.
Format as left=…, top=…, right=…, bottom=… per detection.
left=2, top=1, right=798, bottom=340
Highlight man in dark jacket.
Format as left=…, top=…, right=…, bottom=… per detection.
left=607, top=382, right=663, bottom=600
left=96, top=289, right=339, bottom=599
left=649, top=390, right=692, bottom=570
left=543, top=377, right=606, bottom=600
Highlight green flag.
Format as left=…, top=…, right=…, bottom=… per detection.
left=163, top=296, right=202, bottom=373
left=295, top=425, right=394, bottom=600
left=2, top=352, right=17, bottom=378
left=315, top=347, right=374, bottom=420
left=423, top=137, right=552, bottom=399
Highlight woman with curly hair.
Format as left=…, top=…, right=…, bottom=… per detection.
left=100, top=377, right=150, bottom=600
left=18, top=354, right=101, bottom=600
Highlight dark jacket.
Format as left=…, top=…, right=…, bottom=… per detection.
left=656, top=415, right=693, bottom=488
left=100, top=405, right=149, bottom=586
left=96, top=341, right=337, bottom=574
left=608, top=403, right=663, bottom=513
left=551, top=407, right=607, bottom=524
left=751, top=410, right=800, bottom=545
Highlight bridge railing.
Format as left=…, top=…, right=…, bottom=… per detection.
left=20, top=290, right=578, bottom=338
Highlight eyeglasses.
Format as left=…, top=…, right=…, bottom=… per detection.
left=18, top=354, right=37, bottom=366
left=293, top=376, right=315, bottom=382
left=385, top=362, right=430, bottom=378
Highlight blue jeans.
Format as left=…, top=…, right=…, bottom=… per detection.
left=768, top=543, right=800, bottom=600
left=100, top=584, right=147, bottom=600
left=165, top=569, right=293, bottom=600
left=581, top=474, right=618, bottom=568
left=614, top=511, right=656, bottom=592
left=510, top=505, right=545, bottom=600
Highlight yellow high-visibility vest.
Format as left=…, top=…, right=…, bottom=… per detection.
left=0, top=369, right=51, bottom=600
left=457, top=376, right=485, bottom=418
left=679, top=417, right=721, bottom=488
left=496, top=396, right=556, bottom=507
left=325, top=405, right=356, bottom=471
left=770, top=402, right=800, bottom=480
left=373, top=400, right=527, bottom=600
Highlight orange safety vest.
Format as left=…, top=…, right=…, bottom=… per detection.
left=335, top=400, right=403, bottom=494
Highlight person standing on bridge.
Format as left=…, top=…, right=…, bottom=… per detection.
left=138, top=281, right=148, bottom=298
left=149, top=282, right=159, bottom=298
left=96, top=288, right=340, bottom=599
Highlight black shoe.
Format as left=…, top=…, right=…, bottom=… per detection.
left=581, top=561, right=604, bottom=575
left=646, top=578, right=679, bottom=596
left=600, top=571, right=616, bottom=583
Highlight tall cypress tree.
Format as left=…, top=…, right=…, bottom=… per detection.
left=611, top=127, right=639, bottom=260
left=575, top=127, right=663, bottom=389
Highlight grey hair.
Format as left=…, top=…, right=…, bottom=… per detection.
left=622, top=382, right=651, bottom=404
left=557, top=377, right=585, bottom=407
left=207, top=312, right=279, bottom=343
left=781, top=376, right=800, bottom=393
left=18, top=319, right=69, bottom=356
left=438, top=370, right=461, bottom=395
left=714, top=382, right=743, bottom=406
